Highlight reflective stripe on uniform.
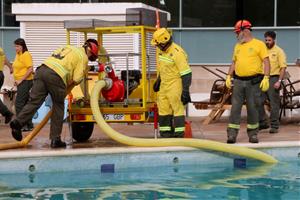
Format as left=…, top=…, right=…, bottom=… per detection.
left=159, top=126, right=171, bottom=131
left=45, top=60, right=69, bottom=76
left=180, top=69, right=192, bottom=76
left=247, top=123, right=259, bottom=129
left=175, top=127, right=185, bottom=132
left=159, top=55, right=174, bottom=64
left=228, top=123, right=240, bottom=129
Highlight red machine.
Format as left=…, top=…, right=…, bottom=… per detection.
left=98, top=63, right=125, bottom=102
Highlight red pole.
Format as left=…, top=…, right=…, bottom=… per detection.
left=155, top=9, right=160, bottom=29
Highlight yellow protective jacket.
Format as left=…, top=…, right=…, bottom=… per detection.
left=157, top=42, right=192, bottom=92
left=43, top=45, right=88, bottom=86
left=157, top=42, right=192, bottom=117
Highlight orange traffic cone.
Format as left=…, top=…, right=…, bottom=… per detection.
left=184, top=121, right=192, bottom=138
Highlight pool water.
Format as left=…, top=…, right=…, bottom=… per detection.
left=0, top=158, right=299, bottom=200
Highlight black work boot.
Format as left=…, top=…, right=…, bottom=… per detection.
left=174, top=132, right=184, bottom=138
left=160, top=131, right=172, bottom=138
left=227, top=129, right=238, bottom=144
left=50, top=137, right=66, bottom=148
left=227, top=135, right=237, bottom=144
left=259, top=124, right=269, bottom=131
left=10, top=119, right=23, bottom=141
left=249, top=135, right=259, bottom=143
left=269, top=128, right=278, bottom=134
left=4, top=112, right=13, bottom=124
left=248, top=129, right=259, bottom=143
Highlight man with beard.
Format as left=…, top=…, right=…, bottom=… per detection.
left=258, top=31, right=287, bottom=134
left=225, top=20, right=270, bottom=143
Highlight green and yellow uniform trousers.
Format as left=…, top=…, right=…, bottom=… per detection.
left=158, top=81, right=185, bottom=138
left=227, top=76, right=262, bottom=140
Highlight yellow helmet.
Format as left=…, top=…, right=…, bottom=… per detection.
left=151, top=28, right=171, bottom=46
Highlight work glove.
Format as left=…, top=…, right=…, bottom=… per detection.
left=181, top=73, right=192, bottom=105
left=260, top=75, right=270, bottom=92
left=153, top=75, right=161, bottom=92
left=225, top=75, right=232, bottom=89
left=181, top=90, right=191, bottom=105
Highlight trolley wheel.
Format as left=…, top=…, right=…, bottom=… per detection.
left=71, top=122, right=94, bottom=142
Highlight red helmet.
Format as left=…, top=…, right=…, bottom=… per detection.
left=84, top=39, right=99, bottom=61
left=88, top=41, right=98, bottom=56
left=234, top=20, right=252, bottom=34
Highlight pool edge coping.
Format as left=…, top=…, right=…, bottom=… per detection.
left=0, top=141, right=299, bottom=159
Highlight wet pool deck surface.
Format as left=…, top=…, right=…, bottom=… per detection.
left=0, top=116, right=299, bottom=152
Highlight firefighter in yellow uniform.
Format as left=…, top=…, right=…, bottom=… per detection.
left=151, top=28, right=192, bottom=138
left=258, top=31, right=287, bottom=133
left=10, top=39, right=99, bottom=148
left=226, top=20, right=270, bottom=143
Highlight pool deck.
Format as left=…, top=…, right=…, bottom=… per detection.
left=0, top=116, right=299, bottom=156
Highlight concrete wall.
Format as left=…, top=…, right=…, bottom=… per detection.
left=173, top=28, right=300, bottom=64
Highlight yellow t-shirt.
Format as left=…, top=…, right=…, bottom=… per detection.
left=0, top=48, right=5, bottom=71
left=157, top=42, right=192, bottom=89
left=13, top=51, right=33, bottom=81
left=43, top=45, right=88, bottom=86
left=267, top=45, right=287, bottom=75
left=232, top=38, right=268, bottom=77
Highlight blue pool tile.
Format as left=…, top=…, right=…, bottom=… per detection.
left=101, top=164, right=115, bottom=173
left=234, top=158, right=247, bottom=168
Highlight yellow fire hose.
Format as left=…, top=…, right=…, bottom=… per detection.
left=91, top=80, right=278, bottom=164
left=0, top=110, right=52, bottom=150
left=0, top=88, right=72, bottom=150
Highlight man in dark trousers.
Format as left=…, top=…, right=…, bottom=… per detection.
left=10, top=39, right=99, bottom=148
left=258, top=31, right=287, bottom=134
left=225, top=20, right=270, bottom=144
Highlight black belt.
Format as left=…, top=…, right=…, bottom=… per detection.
left=270, top=75, right=279, bottom=78
left=233, top=74, right=263, bottom=81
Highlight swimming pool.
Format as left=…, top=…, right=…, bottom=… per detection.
left=0, top=146, right=299, bottom=199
